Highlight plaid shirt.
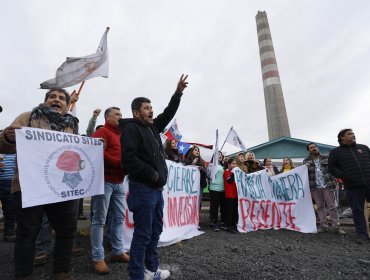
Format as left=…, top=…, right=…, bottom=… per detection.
left=303, top=154, right=338, bottom=191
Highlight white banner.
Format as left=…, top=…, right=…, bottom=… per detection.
left=122, top=160, right=203, bottom=251
left=15, top=127, right=104, bottom=208
left=234, top=165, right=317, bottom=233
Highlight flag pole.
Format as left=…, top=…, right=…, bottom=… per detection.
left=77, top=81, right=85, bottom=95
left=220, top=126, right=232, bottom=152
left=69, top=81, right=85, bottom=112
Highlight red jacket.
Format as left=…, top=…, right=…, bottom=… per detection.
left=223, top=169, right=237, bottom=198
left=93, top=122, right=124, bottom=183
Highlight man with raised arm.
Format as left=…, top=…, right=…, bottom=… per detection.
left=120, top=75, right=188, bottom=280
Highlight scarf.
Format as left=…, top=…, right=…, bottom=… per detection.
left=29, top=104, right=79, bottom=134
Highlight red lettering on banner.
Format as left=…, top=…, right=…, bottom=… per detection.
left=271, top=201, right=282, bottom=228
left=256, top=200, right=269, bottom=229
left=249, top=200, right=258, bottom=230
left=239, top=198, right=250, bottom=231
left=239, top=198, right=299, bottom=231
left=167, top=195, right=199, bottom=227
left=280, top=202, right=300, bottom=230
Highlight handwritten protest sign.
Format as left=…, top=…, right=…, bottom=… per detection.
left=234, top=165, right=317, bottom=233
left=122, top=161, right=203, bottom=251
left=15, top=127, right=104, bottom=208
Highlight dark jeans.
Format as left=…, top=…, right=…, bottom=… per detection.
left=0, top=180, right=16, bottom=237
left=14, top=192, right=78, bottom=278
left=346, top=187, right=370, bottom=238
left=209, top=190, right=225, bottom=225
left=225, top=197, right=238, bottom=228
left=127, top=182, right=164, bottom=280
left=78, top=198, right=84, bottom=216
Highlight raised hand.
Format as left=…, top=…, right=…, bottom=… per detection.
left=175, top=74, right=189, bottom=94
left=93, top=109, right=101, bottom=117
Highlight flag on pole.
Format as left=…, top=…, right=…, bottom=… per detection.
left=40, top=28, right=110, bottom=89
left=160, top=133, right=168, bottom=144
left=177, top=141, right=192, bottom=155
left=225, top=126, right=246, bottom=150
left=164, top=119, right=182, bottom=141
left=187, top=142, right=213, bottom=150
left=208, top=129, right=219, bottom=183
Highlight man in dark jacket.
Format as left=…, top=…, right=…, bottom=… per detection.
left=120, top=74, right=188, bottom=280
left=328, top=129, right=370, bottom=243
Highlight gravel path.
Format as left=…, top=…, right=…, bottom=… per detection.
left=1, top=211, right=370, bottom=280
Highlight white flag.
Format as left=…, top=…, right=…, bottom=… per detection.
left=225, top=127, right=246, bottom=150
left=208, top=129, right=219, bottom=183
left=40, top=28, right=110, bottom=89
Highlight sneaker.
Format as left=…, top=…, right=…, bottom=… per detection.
left=110, top=253, right=130, bottom=263
left=144, top=268, right=170, bottom=280
left=34, top=254, right=48, bottom=266
left=213, top=225, right=220, bottom=232
left=227, top=227, right=238, bottom=234
left=334, top=228, right=347, bottom=235
left=317, top=226, right=329, bottom=233
left=354, top=236, right=369, bottom=244
left=220, top=223, right=227, bottom=230
left=78, top=214, right=88, bottom=220
left=93, top=260, right=110, bottom=275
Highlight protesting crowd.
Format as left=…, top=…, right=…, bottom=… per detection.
left=1, top=82, right=370, bottom=279
left=1, top=30, right=370, bottom=280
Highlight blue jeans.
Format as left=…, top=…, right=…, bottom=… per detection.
left=90, top=182, right=125, bottom=261
left=35, top=214, right=52, bottom=256
left=0, top=180, right=16, bottom=237
left=346, top=187, right=370, bottom=238
left=127, top=181, right=164, bottom=280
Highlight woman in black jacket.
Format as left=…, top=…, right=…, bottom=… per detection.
left=184, top=145, right=209, bottom=226
left=164, top=139, right=183, bottom=163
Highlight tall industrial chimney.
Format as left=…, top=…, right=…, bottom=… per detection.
left=256, top=11, right=291, bottom=140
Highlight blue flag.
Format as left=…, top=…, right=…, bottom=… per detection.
left=177, top=141, right=191, bottom=155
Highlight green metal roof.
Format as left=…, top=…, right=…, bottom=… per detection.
left=228, top=136, right=336, bottom=159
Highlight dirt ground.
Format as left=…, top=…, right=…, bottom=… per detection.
left=0, top=210, right=370, bottom=280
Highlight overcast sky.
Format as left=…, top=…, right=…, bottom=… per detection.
left=1, top=0, right=369, bottom=156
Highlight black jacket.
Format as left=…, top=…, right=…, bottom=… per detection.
left=328, top=142, right=370, bottom=189
left=119, top=92, right=182, bottom=190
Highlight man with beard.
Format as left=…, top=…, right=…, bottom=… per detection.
left=120, top=74, right=188, bottom=280
left=304, top=143, right=346, bottom=235
left=0, top=89, right=79, bottom=279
